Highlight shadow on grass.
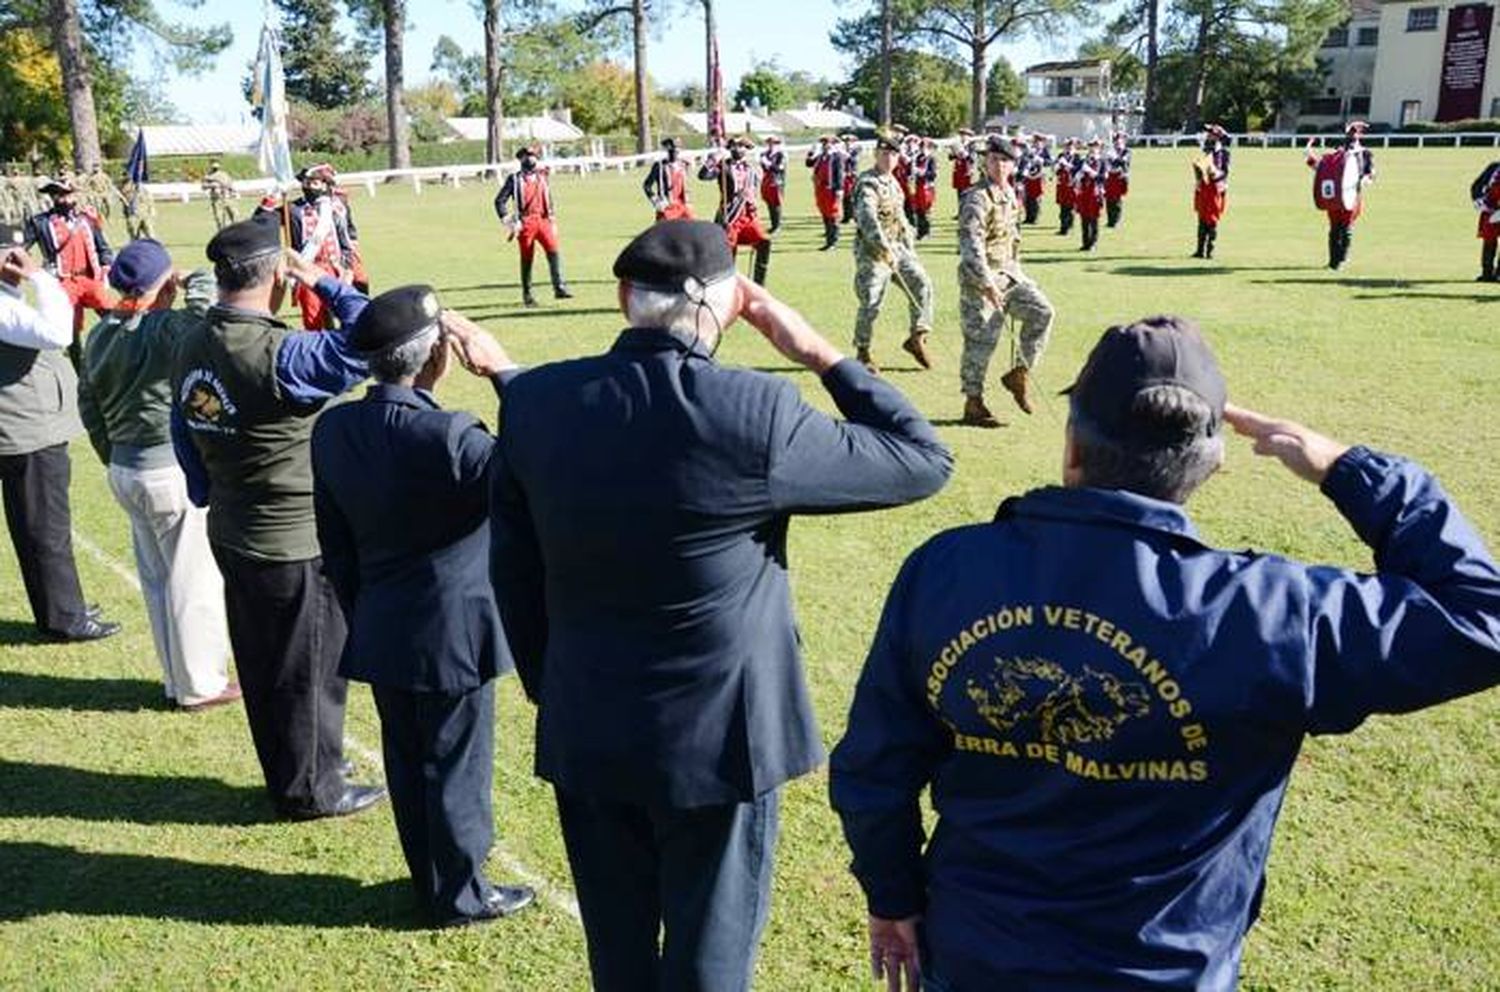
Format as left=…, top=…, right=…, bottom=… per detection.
left=0, top=619, right=51, bottom=647
left=437, top=279, right=616, bottom=294
left=1353, top=291, right=1500, bottom=303
left=0, top=671, right=167, bottom=712
left=1252, top=276, right=1485, bottom=289
left=0, top=760, right=269, bottom=826
left=930, top=418, right=1011, bottom=428
left=462, top=306, right=619, bottom=322
left=1108, top=264, right=1308, bottom=277
left=0, top=842, right=420, bottom=928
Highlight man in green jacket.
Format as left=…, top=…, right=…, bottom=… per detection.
left=79, top=239, right=238, bottom=710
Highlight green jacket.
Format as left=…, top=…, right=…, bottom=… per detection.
left=78, top=270, right=214, bottom=464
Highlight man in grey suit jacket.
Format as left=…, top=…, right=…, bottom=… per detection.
left=490, top=221, right=953, bottom=991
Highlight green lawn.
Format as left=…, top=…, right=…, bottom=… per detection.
left=2, top=147, right=1498, bottom=991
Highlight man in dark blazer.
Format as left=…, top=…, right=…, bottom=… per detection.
left=490, top=220, right=953, bottom=991
left=311, top=286, right=533, bottom=927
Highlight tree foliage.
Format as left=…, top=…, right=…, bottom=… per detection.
left=985, top=55, right=1025, bottom=116
left=838, top=49, right=969, bottom=136
left=276, top=0, right=375, bottom=109
left=430, top=7, right=614, bottom=118
left=560, top=61, right=640, bottom=135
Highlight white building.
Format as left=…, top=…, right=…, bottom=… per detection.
left=672, top=111, right=782, bottom=136
left=444, top=115, right=584, bottom=143
left=130, top=125, right=260, bottom=157
left=770, top=103, right=874, bottom=134
left=995, top=59, right=1133, bottom=137
left=1369, top=0, right=1500, bottom=125
left=1297, top=0, right=1383, bottom=128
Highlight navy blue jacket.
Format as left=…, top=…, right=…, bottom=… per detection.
left=830, top=447, right=1500, bottom=990
left=490, top=329, right=952, bottom=808
left=312, top=383, right=511, bottom=693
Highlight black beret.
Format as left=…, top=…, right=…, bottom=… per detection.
left=206, top=212, right=283, bottom=265
left=350, top=285, right=443, bottom=354
left=613, top=220, right=735, bottom=292
left=983, top=134, right=1016, bottom=160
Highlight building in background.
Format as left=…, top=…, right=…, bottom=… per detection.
left=995, top=60, right=1137, bottom=137
left=770, top=102, right=875, bottom=136
left=1295, top=0, right=1383, bottom=129
left=1369, top=0, right=1500, bottom=125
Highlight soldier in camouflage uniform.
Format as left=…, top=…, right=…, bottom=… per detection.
left=11, top=168, right=43, bottom=221
left=956, top=133, right=1056, bottom=428
left=0, top=168, right=19, bottom=224
left=851, top=129, right=935, bottom=374
left=202, top=160, right=239, bottom=230
left=120, top=179, right=157, bottom=240
left=84, top=165, right=117, bottom=224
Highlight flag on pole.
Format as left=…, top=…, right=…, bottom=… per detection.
left=251, top=16, right=295, bottom=188
left=708, top=37, right=726, bottom=142
left=124, top=129, right=149, bottom=184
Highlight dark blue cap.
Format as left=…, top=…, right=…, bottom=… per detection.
left=109, top=239, right=172, bottom=295
left=206, top=212, right=282, bottom=265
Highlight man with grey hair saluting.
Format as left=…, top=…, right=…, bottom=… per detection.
left=311, top=287, right=534, bottom=927
left=490, top=220, right=953, bottom=992
left=831, top=315, right=1500, bottom=991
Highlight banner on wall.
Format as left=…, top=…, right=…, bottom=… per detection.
left=1437, top=4, right=1496, bottom=121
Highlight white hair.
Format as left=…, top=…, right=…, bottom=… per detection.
left=624, top=277, right=738, bottom=338
left=368, top=325, right=440, bottom=383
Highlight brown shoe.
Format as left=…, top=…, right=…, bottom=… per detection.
left=961, top=395, right=1004, bottom=429
left=901, top=332, right=933, bottom=369
left=856, top=347, right=880, bottom=375
left=1000, top=365, right=1034, bottom=414
left=179, top=682, right=243, bottom=713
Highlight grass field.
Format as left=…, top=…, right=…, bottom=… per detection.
left=1, top=147, right=1498, bottom=991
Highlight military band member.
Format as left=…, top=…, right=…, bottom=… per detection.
left=288, top=164, right=359, bottom=329
left=1054, top=137, right=1080, bottom=235
left=852, top=131, right=935, bottom=374
left=1193, top=124, right=1232, bottom=259
left=909, top=138, right=939, bottom=241
left=1305, top=121, right=1375, bottom=271
left=643, top=136, right=693, bottom=221
left=23, top=177, right=115, bottom=342
left=1073, top=137, right=1107, bottom=252
left=841, top=134, right=861, bottom=223
left=956, top=135, right=1056, bottom=429
left=807, top=135, right=845, bottom=250
left=203, top=160, right=240, bottom=231
left=699, top=136, right=773, bottom=284
left=1472, top=160, right=1500, bottom=281
left=759, top=135, right=787, bottom=233
left=1105, top=132, right=1132, bottom=228
left=949, top=129, right=977, bottom=201
left=494, top=145, right=573, bottom=308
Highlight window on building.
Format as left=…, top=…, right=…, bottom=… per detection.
left=1305, top=97, right=1343, bottom=115
left=1491, top=97, right=1500, bottom=118
left=1323, top=25, right=1350, bottom=47
left=1054, top=77, right=1075, bottom=98
left=1400, top=100, right=1422, bottom=126
left=1357, top=25, right=1379, bottom=45
left=1349, top=96, right=1372, bottom=114
left=1407, top=7, right=1439, bottom=31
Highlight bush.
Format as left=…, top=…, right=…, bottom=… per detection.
left=1397, top=118, right=1500, bottom=133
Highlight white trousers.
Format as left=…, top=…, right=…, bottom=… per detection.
left=106, top=462, right=232, bottom=704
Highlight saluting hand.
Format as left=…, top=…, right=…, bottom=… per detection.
left=0, top=248, right=37, bottom=286
left=1224, top=403, right=1351, bottom=486
left=734, top=275, right=843, bottom=375
left=441, top=309, right=516, bottom=377
left=868, top=915, right=922, bottom=992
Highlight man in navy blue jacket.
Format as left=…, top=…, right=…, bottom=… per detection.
left=311, top=287, right=534, bottom=926
left=829, top=315, right=1500, bottom=991
left=490, top=220, right=953, bottom=992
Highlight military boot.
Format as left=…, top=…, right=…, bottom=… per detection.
left=1478, top=241, right=1498, bottom=281
left=520, top=257, right=537, bottom=307
left=961, top=395, right=1003, bottom=429
left=856, top=347, right=879, bottom=375
left=1192, top=221, right=1207, bottom=259
left=769, top=203, right=782, bottom=233
left=1000, top=365, right=1034, bottom=415
left=547, top=252, right=573, bottom=298
left=1204, top=225, right=1217, bottom=259
left=819, top=218, right=838, bottom=251
left=1107, top=200, right=1122, bottom=228
left=752, top=242, right=771, bottom=286
left=901, top=331, right=933, bottom=370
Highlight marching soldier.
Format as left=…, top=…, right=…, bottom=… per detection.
left=23, top=176, right=115, bottom=342
left=82, top=165, right=117, bottom=224
left=1193, top=124, right=1232, bottom=259
left=699, top=136, right=773, bottom=284
left=202, top=160, right=240, bottom=231
left=759, top=135, right=787, bottom=233
left=956, top=134, right=1055, bottom=429
left=1019, top=133, right=1052, bottom=226
left=1073, top=137, right=1107, bottom=252
left=643, top=136, right=693, bottom=221
left=1104, top=131, right=1132, bottom=228
left=494, top=145, right=573, bottom=307
left=949, top=129, right=977, bottom=202
left=841, top=134, right=861, bottom=223
left=1054, top=137, right=1080, bottom=235
left=1, top=166, right=26, bottom=224
left=851, top=130, right=935, bottom=374
left=910, top=138, right=939, bottom=240
left=1305, top=121, right=1375, bottom=270
left=1472, top=160, right=1500, bottom=281
left=806, top=135, right=844, bottom=250
left=120, top=178, right=157, bottom=240
left=289, top=163, right=360, bottom=328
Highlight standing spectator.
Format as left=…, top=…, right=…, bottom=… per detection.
left=490, top=220, right=951, bottom=992
left=23, top=177, right=115, bottom=342
left=77, top=240, right=236, bottom=708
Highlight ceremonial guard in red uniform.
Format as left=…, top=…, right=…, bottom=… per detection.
left=1305, top=120, right=1375, bottom=270
left=841, top=134, right=861, bottom=223
left=1192, top=125, right=1232, bottom=259
left=759, top=136, right=787, bottom=233
left=1472, top=160, right=1500, bottom=281
left=1053, top=137, right=1080, bottom=235
left=288, top=164, right=359, bottom=330
left=806, top=135, right=845, bottom=249
left=1019, top=133, right=1052, bottom=225
left=1104, top=131, right=1132, bottom=228
left=909, top=138, right=939, bottom=240
left=893, top=134, right=921, bottom=227
left=23, top=177, right=115, bottom=341
left=950, top=129, right=977, bottom=201
left=494, top=145, right=573, bottom=308
left=643, top=137, right=693, bottom=221
left=1072, top=137, right=1107, bottom=252
left=698, top=136, right=772, bottom=284
left=332, top=185, right=370, bottom=293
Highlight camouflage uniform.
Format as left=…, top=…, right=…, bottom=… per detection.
left=957, top=176, right=1054, bottom=398
left=121, top=182, right=157, bottom=240
left=84, top=168, right=116, bottom=223
left=203, top=167, right=239, bottom=230
left=0, top=173, right=18, bottom=224
left=852, top=168, right=934, bottom=350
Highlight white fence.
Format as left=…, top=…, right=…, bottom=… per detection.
left=1134, top=131, right=1500, bottom=149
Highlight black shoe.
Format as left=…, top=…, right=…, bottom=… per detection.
left=554, top=286, right=573, bottom=300
left=281, top=784, right=386, bottom=822
left=43, top=617, right=121, bottom=642
left=85, top=603, right=102, bottom=620
left=522, top=294, right=538, bottom=308
left=445, top=885, right=536, bottom=927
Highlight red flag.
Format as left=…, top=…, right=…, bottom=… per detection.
left=708, top=37, right=725, bottom=141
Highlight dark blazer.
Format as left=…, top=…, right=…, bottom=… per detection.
left=490, top=329, right=952, bottom=808
left=313, top=383, right=510, bottom=693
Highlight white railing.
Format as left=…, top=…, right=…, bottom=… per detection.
left=1132, top=130, right=1500, bottom=149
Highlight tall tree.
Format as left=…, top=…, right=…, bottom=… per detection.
left=831, top=0, right=924, bottom=126
left=579, top=0, right=652, bottom=152
left=48, top=0, right=99, bottom=168
left=484, top=0, right=503, bottom=162
left=838, top=49, right=969, bottom=135
left=277, top=0, right=374, bottom=109
left=348, top=0, right=410, bottom=169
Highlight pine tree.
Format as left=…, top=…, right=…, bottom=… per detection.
left=276, top=0, right=375, bottom=110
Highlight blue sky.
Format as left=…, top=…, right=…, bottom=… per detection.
left=149, top=0, right=1076, bottom=124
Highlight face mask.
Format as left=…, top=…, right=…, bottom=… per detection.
left=521, top=157, right=537, bottom=172
left=730, top=148, right=745, bottom=161
left=667, top=148, right=678, bottom=161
